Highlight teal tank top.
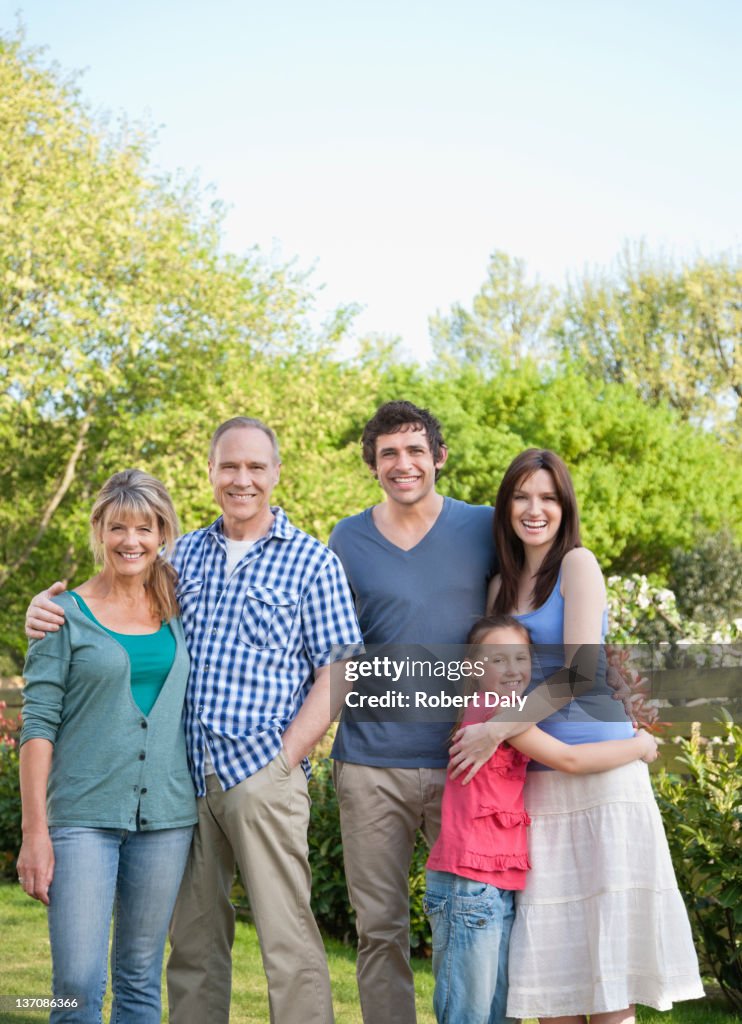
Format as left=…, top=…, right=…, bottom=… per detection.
left=514, top=567, right=633, bottom=767
left=71, top=593, right=176, bottom=716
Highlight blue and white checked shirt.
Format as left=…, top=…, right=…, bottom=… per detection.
left=171, top=507, right=362, bottom=796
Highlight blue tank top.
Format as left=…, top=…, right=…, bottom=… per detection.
left=515, top=567, right=633, bottom=767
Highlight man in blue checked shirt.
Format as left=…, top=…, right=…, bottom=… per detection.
left=25, top=416, right=363, bottom=1024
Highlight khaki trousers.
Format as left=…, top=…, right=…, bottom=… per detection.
left=168, top=750, right=333, bottom=1024
left=333, top=762, right=446, bottom=1024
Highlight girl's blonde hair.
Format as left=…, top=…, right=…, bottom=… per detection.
left=90, top=469, right=180, bottom=622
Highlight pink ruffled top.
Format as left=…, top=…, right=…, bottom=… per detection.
left=427, top=699, right=531, bottom=890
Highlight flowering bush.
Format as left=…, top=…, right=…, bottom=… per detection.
left=606, top=574, right=740, bottom=647
left=607, top=574, right=741, bottom=645
left=605, top=574, right=741, bottom=738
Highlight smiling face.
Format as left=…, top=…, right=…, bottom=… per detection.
left=208, top=426, right=281, bottom=540
left=510, top=468, right=563, bottom=554
left=99, top=512, right=161, bottom=579
left=478, top=625, right=532, bottom=701
left=371, top=426, right=447, bottom=507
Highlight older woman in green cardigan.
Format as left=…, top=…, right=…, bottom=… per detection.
left=17, top=470, right=197, bottom=1024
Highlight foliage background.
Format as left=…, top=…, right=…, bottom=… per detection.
left=2, top=34, right=740, bottom=671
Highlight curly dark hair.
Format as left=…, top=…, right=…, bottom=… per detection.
left=361, top=400, right=446, bottom=469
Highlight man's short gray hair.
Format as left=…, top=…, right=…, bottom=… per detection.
left=208, top=417, right=281, bottom=463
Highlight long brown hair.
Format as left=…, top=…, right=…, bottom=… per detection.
left=90, top=470, right=180, bottom=622
left=491, top=449, right=582, bottom=615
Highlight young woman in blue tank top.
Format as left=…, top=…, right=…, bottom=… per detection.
left=450, top=450, right=703, bottom=1024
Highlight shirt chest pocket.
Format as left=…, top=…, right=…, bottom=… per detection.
left=238, top=586, right=300, bottom=650
left=176, top=578, right=203, bottom=621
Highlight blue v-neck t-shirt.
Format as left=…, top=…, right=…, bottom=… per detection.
left=329, top=497, right=497, bottom=767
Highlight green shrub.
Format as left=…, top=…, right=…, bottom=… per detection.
left=308, top=757, right=432, bottom=952
left=654, top=714, right=742, bottom=1012
left=408, top=835, right=432, bottom=953
left=669, top=529, right=742, bottom=626
left=0, top=702, right=21, bottom=878
left=307, top=757, right=355, bottom=943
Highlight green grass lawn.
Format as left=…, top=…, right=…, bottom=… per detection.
left=0, top=882, right=735, bottom=1024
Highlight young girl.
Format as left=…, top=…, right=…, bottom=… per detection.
left=424, top=615, right=658, bottom=1024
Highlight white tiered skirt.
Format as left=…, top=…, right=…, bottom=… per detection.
left=506, top=760, right=705, bottom=1018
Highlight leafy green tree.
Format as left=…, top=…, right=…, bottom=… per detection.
left=556, top=245, right=741, bottom=439
left=3, top=32, right=741, bottom=676
left=0, top=34, right=371, bottom=665
left=430, top=250, right=556, bottom=372
left=406, top=362, right=742, bottom=573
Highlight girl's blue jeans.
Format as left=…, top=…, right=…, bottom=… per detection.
left=424, top=869, right=516, bottom=1024
left=47, top=825, right=193, bottom=1024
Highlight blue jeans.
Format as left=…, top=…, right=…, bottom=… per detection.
left=424, top=870, right=516, bottom=1024
left=48, top=826, right=193, bottom=1024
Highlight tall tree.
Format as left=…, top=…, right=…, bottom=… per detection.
left=429, top=250, right=556, bottom=372
left=406, top=361, right=742, bottom=573
left=557, top=245, right=741, bottom=439
left=0, top=34, right=369, bottom=664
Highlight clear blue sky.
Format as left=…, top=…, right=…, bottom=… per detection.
left=3, top=0, right=740, bottom=360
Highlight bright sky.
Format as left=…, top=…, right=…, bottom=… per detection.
left=3, top=0, right=741, bottom=360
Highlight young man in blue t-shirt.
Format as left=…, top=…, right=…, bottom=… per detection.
left=329, top=400, right=497, bottom=1024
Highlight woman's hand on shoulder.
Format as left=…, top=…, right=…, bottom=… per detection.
left=16, top=831, right=55, bottom=905
left=449, top=721, right=498, bottom=784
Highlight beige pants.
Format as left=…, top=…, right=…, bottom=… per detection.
left=333, top=762, right=446, bottom=1024
left=168, top=750, right=333, bottom=1024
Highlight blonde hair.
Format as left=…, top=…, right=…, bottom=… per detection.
left=90, top=470, right=180, bottom=622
